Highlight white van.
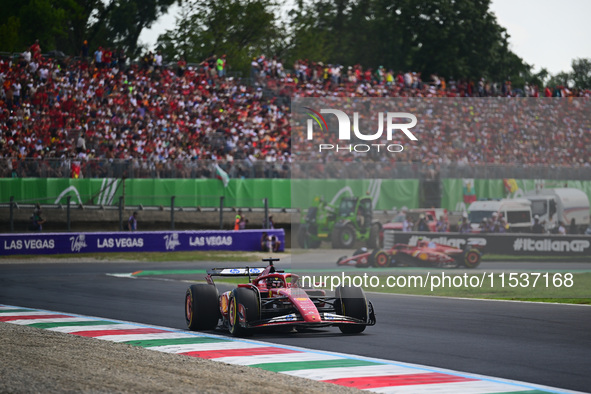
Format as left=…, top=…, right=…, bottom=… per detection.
left=467, top=199, right=532, bottom=232
left=525, top=188, right=590, bottom=233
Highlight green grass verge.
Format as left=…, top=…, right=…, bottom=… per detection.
left=202, top=269, right=591, bottom=304
left=484, top=254, right=591, bottom=262
left=355, top=272, right=591, bottom=304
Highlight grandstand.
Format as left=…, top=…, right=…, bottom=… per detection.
left=1, top=48, right=590, bottom=233
left=1, top=50, right=590, bottom=181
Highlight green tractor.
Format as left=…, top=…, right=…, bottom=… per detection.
left=298, top=196, right=382, bottom=249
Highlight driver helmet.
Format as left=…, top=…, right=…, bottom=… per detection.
left=354, top=247, right=368, bottom=255
left=266, top=277, right=282, bottom=288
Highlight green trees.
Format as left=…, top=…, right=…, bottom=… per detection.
left=156, top=0, right=280, bottom=73
left=0, top=0, right=176, bottom=58
left=570, top=58, right=591, bottom=89
left=286, top=0, right=528, bottom=83
left=153, top=0, right=530, bottom=80
left=1, top=0, right=586, bottom=88
left=545, top=59, right=591, bottom=90
left=0, top=0, right=72, bottom=53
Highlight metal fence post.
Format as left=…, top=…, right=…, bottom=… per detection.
left=119, top=196, right=124, bottom=231
left=171, top=196, right=175, bottom=230
left=66, top=196, right=71, bottom=231
left=9, top=196, right=14, bottom=233
left=263, top=198, right=269, bottom=229
left=219, top=196, right=225, bottom=230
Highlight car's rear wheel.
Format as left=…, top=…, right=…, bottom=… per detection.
left=463, top=249, right=481, bottom=269
left=371, top=250, right=390, bottom=268
left=334, top=286, right=368, bottom=334
left=185, top=284, right=220, bottom=331
left=228, top=287, right=260, bottom=337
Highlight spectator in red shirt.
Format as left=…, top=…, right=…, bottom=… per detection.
left=30, top=40, right=41, bottom=60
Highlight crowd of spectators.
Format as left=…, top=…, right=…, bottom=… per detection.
left=0, top=46, right=291, bottom=178
left=0, top=44, right=590, bottom=179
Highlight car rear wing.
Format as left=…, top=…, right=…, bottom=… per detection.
left=205, top=267, right=267, bottom=285
left=206, top=258, right=284, bottom=284
left=207, top=267, right=267, bottom=276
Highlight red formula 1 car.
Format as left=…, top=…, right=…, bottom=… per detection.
left=185, top=258, right=376, bottom=336
left=337, top=240, right=482, bottom=269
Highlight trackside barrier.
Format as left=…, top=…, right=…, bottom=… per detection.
left=0, top=229, right=285, bottom=256
left=384, top=230, right=591, bottom=257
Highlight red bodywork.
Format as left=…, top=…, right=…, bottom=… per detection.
left=337, top=240, right=481, bottom=269
left=208, top=260, right=376, bottom=331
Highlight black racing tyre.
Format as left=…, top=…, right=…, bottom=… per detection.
left=371, top=250, right=390, bottom=268
left=333, top=225, right=356, bottom=249
left=228, top=287, right=260, bottom=337
left=334, top=286, right=369, bottom=334
left=336, top=256, right=348, bottom=266
left=463, top=248, right=481, bottom=269
left=185, top=284, right=220, bottom=331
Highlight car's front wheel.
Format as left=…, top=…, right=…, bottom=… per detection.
left=185, top=284, right=220, bottom=331
left=334, top=286, right=369, bottom=334
left=228, top=287, right=260, bottom=337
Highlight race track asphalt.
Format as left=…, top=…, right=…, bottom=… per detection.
left=1, top=259, right=590, bottom=393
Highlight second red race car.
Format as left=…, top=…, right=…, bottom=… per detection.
left=185, top=258, right=376, bottom=336
left=337, top=239, right=482, bottom=269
